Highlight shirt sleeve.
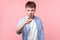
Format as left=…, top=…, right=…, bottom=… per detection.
left=40, top=23, right=44, bottom=40
left=37, top=17, right=44, bottom=40
left=16, top=18, right=25, bottom=34
left=39, top=19, right=44, bottom=40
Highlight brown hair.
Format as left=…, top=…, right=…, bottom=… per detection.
left=25, top=1, right=36, bottom=8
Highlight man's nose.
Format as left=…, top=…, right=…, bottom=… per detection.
left=29, top=11, right=32, bottom=13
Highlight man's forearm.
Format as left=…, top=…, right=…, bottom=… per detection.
left=16, top=22, right=26, bottom=34
left=16, top=18, right=32, bottom=34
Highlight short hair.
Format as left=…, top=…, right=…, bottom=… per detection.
left=25, top=1, right=36, bottom=8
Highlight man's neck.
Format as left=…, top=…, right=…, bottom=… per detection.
left=29, top=15, right=34, bottom=19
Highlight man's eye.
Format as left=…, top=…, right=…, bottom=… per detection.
left=27, top=10, right=30, bottom=11
left=31, top=10, right=34, bottom=11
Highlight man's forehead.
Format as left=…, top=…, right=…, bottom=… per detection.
left=26, top=7, right=35, bottom=10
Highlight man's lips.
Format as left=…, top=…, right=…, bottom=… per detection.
left=29, top=13, right=32, bottom=16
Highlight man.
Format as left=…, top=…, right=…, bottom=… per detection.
left=16, top=1, right=44, bottom=40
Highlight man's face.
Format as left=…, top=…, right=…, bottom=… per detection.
left=26, top=7, right=36, bottom=18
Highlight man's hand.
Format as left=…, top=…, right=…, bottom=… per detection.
left=24, top=18, right=33, bottom=24
left=16, top=18, right=33, bottom=34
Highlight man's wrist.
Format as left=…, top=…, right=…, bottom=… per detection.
left=23, top=22, right=27, bottom=26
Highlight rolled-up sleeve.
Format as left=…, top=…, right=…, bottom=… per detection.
left=16, top=18, right=25, bottom=34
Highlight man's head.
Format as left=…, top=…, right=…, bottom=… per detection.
left=25, top=1, right=36, bottom=18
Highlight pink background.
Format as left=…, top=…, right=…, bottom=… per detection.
left=0, top=0, right=60, bottom=40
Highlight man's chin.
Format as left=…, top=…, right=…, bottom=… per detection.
left=28, top=16, right=31, bottom=18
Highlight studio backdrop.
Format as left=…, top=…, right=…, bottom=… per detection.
left=0, top=0, right=60, bottom=40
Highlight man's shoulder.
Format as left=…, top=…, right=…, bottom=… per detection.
left=18, top=16, right=26, bottom=22
left=34, top=16, right=42, bottom=22
left=34, top=16, right=41, bottom=20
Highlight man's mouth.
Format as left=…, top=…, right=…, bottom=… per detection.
left=29, top=13, right=32, bottom=16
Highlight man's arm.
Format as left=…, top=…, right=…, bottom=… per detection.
left=40, top=25, right=44, bottom=40
left=16, top=18, right=33, bottom=34
left=16, top=22, right=26, bottom=34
